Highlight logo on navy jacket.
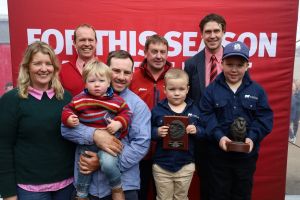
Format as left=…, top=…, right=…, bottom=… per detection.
left=188, top=113, right=200, bottom=119
left=244, top=94, right=258, bottom=100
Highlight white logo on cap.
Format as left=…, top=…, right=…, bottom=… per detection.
left=234, top=43, right=241, bottom=51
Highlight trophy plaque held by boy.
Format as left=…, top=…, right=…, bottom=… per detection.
left=226, top=117, right=250, bottom=152
left=163, top=116, right=189, bottom=150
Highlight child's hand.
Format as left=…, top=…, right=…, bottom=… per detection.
left=219, top=136, right=232, bottom=152
left=106, top=119, right=122, bottom=134
left=186, top=125, right=196, bottom=134
left=66, top=114, right=79, bottom=127
left=158, top=126, right=169, bottom=137
left=245, top=138, right=254, bottom=153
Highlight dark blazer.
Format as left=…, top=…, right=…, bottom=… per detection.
left=184, top=49, right=206, bottom=104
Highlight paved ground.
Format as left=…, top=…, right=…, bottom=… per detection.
left=285, top=126, right=300, bottom=199
left=0, top=128, right=299, bottom=200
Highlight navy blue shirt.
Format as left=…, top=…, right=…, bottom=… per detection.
left=151, top=98, right=204, bottom=172
left=199, top=72, right=273, bottom=158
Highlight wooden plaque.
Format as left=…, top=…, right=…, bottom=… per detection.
left=163, top=116, right=189, bottom=151
left=226, top=141, right=250, bottom=153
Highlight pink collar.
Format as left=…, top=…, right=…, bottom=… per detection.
left=205, top=47, right=223, bottom=63
left=28, top=86, right=55, bottom=100
left=76, top=57, right=86, bottom=71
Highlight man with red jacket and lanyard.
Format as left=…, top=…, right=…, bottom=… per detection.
left=130, top=34, right=172, bottom=200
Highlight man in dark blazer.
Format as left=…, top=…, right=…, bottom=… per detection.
left=184, top=13, right=226, bottom=200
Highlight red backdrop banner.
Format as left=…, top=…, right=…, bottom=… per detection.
left=0, top=45, right=12, bottom=95
left=7, top=0, right=299, bottom=199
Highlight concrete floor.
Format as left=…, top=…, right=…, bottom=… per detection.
left=285, top=126, right=300, bottom=199
left=0, top=128, right=299, bottom=200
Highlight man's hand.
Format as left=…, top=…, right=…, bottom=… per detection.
left=245, top=138, right=254, bottom=153
left=219, top=136, right=232, bottom=152
left=79, top=151, right=99, bottom=174
left=93, top=129, right=123, bottom=156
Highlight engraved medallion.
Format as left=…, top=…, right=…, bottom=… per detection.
left=163, top=116, right=189, bottom=151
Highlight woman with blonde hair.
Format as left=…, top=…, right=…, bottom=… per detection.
left=0, top=41, right=75, bottom=200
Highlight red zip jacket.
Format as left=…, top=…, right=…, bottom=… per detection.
left=130, top=59, right=172, bottom=110
left=130, top=59, right=172, bottom=159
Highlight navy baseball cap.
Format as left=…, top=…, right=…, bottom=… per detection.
left=222, top=41, right=249, bottom=61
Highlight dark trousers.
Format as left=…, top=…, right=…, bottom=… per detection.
left=89, top=190, right=138, bottom=200
left=194, top=139, right=210, bottom=200
left=17, top=184, right=74, bottom=200
left=293, top=111, right=300, bottom=136
left=208, top=154, right=258, bottom=200
left=138, top=159, right=155, bottom=200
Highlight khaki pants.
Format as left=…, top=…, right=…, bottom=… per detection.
left=152, top=163, right=195, bottom=200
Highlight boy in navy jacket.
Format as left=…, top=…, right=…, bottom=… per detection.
left=199, top=41, right=273, bottom=200
left=151, top=68, right=204, bottom=200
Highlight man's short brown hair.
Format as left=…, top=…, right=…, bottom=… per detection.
left=199, top=13, right=226, bottom=33
left=107, top=50, right=134, bottom=70
left=74, top=23, right=97, bottom=42
left=144, top=34, right=169, bottom=51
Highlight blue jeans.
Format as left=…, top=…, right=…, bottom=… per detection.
left=77, top=145, right=121, bottom=197
left=17, top=183, right=74, bottom=200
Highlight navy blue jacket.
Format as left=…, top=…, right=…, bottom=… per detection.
left=184, top=49, right=206, bottom=104
left=151, top=98, right=204, bottom=172
left=199, top=72, right=273, bottom=158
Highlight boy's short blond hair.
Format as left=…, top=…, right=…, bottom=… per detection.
left=82, top=60, right=112, bottom=83
left=164, top=68, right=189, bottom=86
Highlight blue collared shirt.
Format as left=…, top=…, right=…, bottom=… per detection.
left=61, top=88, right=151, bottom=198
